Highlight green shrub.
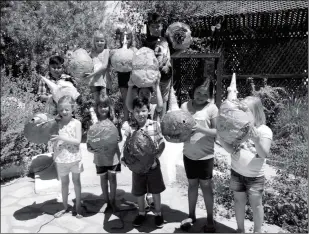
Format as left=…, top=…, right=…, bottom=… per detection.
left=1, top=70, right=46, bottom=178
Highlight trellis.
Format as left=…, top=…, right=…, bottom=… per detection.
left=170, top=1, right=308, bottom=107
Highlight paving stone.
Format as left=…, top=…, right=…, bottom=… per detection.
left=39, top=224, right=68, bottom=233
left=55, top=215, right=88, bottom=232
left=17, top=197, right=37, bottom=207
left=1, top=197, right=19, bottom=207
left=1, top=216, right=10, bottom=233
left=82, top=214, right=104, bottom=226
left=12, top=229, right=30, bottom=233
left=11, top=214, right=51, bottom=229
left=11, top=186, right=34, bottom=198
left=82, top=225, right=104, bottom=233
left=1, top=205, right=23, bottom=215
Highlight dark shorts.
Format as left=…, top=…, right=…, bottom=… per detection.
left=230, top=169, right=265, bottom=195
left=117, top=72, right=131, bottom=88
left=183, top=155, right=214, bottom=180
left=96, top=164, right=121, bottom=175
left=132, top=160, right=166, bottom=196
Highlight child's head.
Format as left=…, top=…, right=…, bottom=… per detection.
left=92, top=30, right=107, bottom=52
left=132, top=97, right=150, bottom=124
left=95, top=96, right=115, bottom=121
left=148, top=13, right=163, bottom=37
left=116, top=26, right=134, bottom=48
left=189, top=77, right=214, bottom=105
left=49, top=56, right=65, bottom=79
left=241, top=96, right=266, bottom=127
left=137, top=87, right=154, bottom=101
left=57, top=95, right=76, bottom=120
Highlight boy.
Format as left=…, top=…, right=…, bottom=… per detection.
left=121, top=97, right=166, bottom=228
left=142, top=13, right=173, bottom=119
left=37, top=55, right=75, bottom=103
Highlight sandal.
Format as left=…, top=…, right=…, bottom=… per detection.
left=54, top=209, right=70, bottom=218
left=180, top=217, right=196, bottom=231
left=204, top=221, right=216, bottom=233
left=76, top=213, right=83, bottom=219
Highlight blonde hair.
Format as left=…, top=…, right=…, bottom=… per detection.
left=92, top=30, right=107, bottom=52
left=241, top=96, right=266, bottom=126
left=57, top=95, right=76, bottom=114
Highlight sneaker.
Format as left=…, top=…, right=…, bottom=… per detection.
left=133, top=214, right=146, bottom=227
left=145, top=205, right=151, bottom=213
left=155, top=215, right=164, bottom=228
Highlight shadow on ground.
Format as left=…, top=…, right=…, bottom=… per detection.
left=173, top=218, right=237, bottom=233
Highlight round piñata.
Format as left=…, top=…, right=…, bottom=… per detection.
left=67, top=48, right=93, bottom=81
left=24, top=113, right=59, bottom=144
left=166, top=22, right=192, bottom=50
left=87, top=119, right=119, bottom=155
left=130, top=47, right=160, bottom=88
left=123, top=130, right=157, bottom=174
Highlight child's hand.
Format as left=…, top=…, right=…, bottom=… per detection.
left=191, top=123, right=202, bottom=135
left=120, top=157, right=127, bottom=167
left=249, top=127, right=260, bottom=142
left=128, top=78, right=134, bottom=87
left=84, top=73, right=93, bottom=79
left=161, top=64, right=170, bottom=74
left=50, top=134, right=64, bottom=142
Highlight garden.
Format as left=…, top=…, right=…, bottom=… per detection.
left=1, top=1, right=308, bottom=233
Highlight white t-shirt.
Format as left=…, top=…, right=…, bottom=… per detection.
left=231, top=124, right=273, bottom=177
left=181, top=100, right=218, bottom=160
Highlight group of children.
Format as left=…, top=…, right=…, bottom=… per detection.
left=37, top=12, right=272, bottom=233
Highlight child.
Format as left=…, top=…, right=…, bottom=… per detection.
left=218, top=96, right=272, bottom=233
left=86, top=96, right=121, bottom=212
left=50, top=95, right=84, bottom=219
left=121, top=97, right=166, bottom=228
left=142, top=13, right=173, bottom=118
left=180, top=78, right=218, bottom=233
left=115, top=26, right=138, bottom=121
left=85, top=30, right=112, bottom=102
left=37, top=55, right=76, bottom=114
left=126, top=77, right=163, bottom=122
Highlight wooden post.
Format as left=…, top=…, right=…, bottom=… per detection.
left=215, top=53, right=223, bottom=107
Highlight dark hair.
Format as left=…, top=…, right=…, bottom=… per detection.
left=137, top=86, right=154, bottom=94
left=148, top=12, right=163, bottom=25
left=95, top=96, right=115, bottom=121
left=49, top=56, right=64, bottom=66
left=132, top=97, right=150, bottom=111
left=189, top=77, right=214, bottom=99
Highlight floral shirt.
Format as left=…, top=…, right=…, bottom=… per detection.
left=54, top=119, right=82, bottom=164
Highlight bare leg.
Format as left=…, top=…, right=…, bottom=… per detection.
left=108, top=172, right=118, bottom=211
left=248, top=192, right=264, bottom=233
left=100, top=173, right=110, bottom=203
left=233, top=191, right=247, bottom=233
left=72, top=173, right=82, bottom=217
left=54, top=175, right=70, bottom=218
left=187, top=179, right=199, bottom=220
left=120, top=87, right=129, bottom=121
left=137, top=195, right=146, bottom=213
left=152, top=193, right=161, bottom=214
left=200, top=179, right=215, bottom=226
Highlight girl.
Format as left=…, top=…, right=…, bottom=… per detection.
left=115, top=26, right=138, bottom=121
left=51, top=95, right=84, bottom=219
left=180, top=78, right=218, bottom=233
left=218, top=96, right=272, bottom=233
left=86, top=96, right=121, bottom=212
left=85, top=30, right=112, bottom=102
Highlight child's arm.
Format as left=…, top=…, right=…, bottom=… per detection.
left=251, top=127, right=272, bottom=158
left=125, top=80, right=135, bottom=113
left=84, top=50, right=109, bottom=80
left=156, top=139, right=165, bottom=159
left=154, top=78, right=163, bottom=113
left=193, top=105, right=218, bottom=137
left=50, top=120, right=82, bottom=145
left=217, top=136, right=235, bottom=154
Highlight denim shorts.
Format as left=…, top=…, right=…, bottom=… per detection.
left=230, top=169, right=265, bottom=195
left=56, top=161, right=84, bottom=177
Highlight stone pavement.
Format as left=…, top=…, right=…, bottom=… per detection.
left=1, top=143, right=286, bottom=233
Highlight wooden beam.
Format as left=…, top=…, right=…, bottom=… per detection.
left=221, top=73, right=308, bottom=79
left=171, top=52, right=221, bottom=59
